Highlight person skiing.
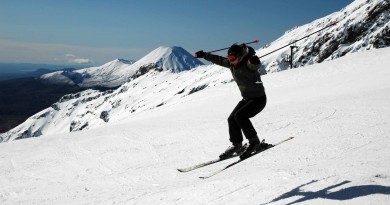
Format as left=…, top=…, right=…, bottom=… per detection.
left=195, top=43, right=269, bottom=159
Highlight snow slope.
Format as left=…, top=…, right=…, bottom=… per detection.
left=40, top=58, right=136, bottom=87
left=40, top=46, right=204, bottom=88
left=0, top=63, right=231, bottom=142
left=257, top=0, right=389, bottom=73
left=0, top=48, right=389, bottom=204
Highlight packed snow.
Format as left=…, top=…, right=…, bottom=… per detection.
left=0, top=47, right=389, bottom=204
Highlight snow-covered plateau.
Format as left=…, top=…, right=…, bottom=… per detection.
left=0, top=47, right=389, bottom=204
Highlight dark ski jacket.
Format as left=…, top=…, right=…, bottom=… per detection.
left=204, top=49, right=265, bottom=99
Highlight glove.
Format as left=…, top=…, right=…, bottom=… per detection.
left=195, top=50, right=206, bottom=58
left=249, top=55, right=261, bottom=65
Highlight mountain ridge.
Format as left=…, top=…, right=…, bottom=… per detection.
left=257, top=0, right=389, bottom=73
left=40, top=46, right=204, bottom=88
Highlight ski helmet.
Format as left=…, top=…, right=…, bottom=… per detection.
left=228, top=44, right=244, bottom=57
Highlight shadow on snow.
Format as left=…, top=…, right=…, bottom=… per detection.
left=261, top=179, right=390, bottom=205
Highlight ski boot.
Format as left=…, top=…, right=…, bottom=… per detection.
left=240, top=139, right=272, bottom=159
left=219, top=143, right=246, bottom=159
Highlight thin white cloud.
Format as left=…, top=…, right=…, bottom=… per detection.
left=68, top=58, right=94, bottom=64
left=65, top=54, right=77, bottom=58
left=65, top=53, right=94, bottom=64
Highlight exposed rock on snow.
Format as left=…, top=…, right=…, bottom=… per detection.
left=258, top=0, right=390, bottom=73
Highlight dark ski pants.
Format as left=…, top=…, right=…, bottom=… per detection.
left=228, top=95, right=267, bottom=145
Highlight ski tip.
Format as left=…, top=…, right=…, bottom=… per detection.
left=177, top=169, right=185, bottom=172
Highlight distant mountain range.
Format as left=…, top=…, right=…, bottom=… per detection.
left=0, top=62, right=87, bottom=81
left=40, top=46, right=204, bottom=88
left=0, top=47, right=204, bottom=135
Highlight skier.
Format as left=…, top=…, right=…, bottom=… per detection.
left=195, top=44, right=269, bottom=159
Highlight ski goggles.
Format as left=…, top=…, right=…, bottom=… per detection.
left=227, top=55, right=238, bottom=62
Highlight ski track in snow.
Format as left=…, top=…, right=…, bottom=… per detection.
left=0, top=48, right=389, bottom=204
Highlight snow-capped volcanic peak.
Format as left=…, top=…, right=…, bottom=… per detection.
left=40, top=47, right=203, bottom=88
left=131, top=46, right=204, bottom=73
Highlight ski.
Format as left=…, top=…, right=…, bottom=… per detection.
left=199, top=137, right=294, bottom=179
left=177, top=144, right=248, bottom=173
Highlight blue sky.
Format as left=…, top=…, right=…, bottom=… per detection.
left=0, top=0, right=352, bottom=66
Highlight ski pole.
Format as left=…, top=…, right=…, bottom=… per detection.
left=258, top=21, right=337, bottom=58
left=207, top=39, right=260, bottom=54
